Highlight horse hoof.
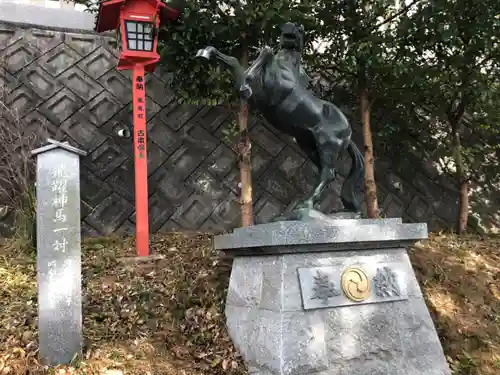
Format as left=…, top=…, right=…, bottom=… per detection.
left=196, top=49, right=211, bottom=59
left=239, top=85, right=252, bottom=99
left=294, top=200, right=314, bottom=211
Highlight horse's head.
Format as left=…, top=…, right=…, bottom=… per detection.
left=280, top=22, right=305, bottom=52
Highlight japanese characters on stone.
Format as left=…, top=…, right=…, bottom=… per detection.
left=32, top=140, right=86, bottom=366
left=310, top=270, right=341, bottom=305
left=373, top=266, right=401, bottom=298
left=299, top=263, right=407, bottom=310
left=48, top=164, right=72, bottom=307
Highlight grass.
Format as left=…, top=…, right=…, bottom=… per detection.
left=0, top=232, right=499, bottom=374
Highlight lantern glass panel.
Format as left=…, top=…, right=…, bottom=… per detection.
left=124, top=20, right=155, bottom=52
left=127, top=22, right=136, bottom=32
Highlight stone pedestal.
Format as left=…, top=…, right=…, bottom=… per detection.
left=214, top=218, right=451, bottom=375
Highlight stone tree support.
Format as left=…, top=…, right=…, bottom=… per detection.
left=32, top=139, right=87, bottom=366
left=214, top=217, right=451, bottom=375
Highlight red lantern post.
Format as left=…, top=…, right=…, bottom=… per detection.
left=95, top=0, right=181, bottom=257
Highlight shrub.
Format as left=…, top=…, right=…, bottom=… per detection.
left=0, top=73, right=49, bottom=244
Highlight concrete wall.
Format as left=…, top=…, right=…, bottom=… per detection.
left=0, top=1, right=93, bottom=31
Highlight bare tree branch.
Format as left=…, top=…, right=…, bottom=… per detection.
left=0, top=64, right=49, bottom=238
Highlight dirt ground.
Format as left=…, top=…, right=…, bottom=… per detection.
left=409, top=233, right=500, bottom=375
left=0, top=232, right=499, bottom=375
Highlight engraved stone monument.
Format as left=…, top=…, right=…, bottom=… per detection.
left=32, top=139, right=87, bottom=366
left=214, top=217, right=452, bottom=375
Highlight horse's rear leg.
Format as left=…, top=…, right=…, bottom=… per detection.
left=296, top=134, right=343, bottom=210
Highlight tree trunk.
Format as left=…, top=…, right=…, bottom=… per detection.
left=238, top=39, right=253, bottom=227
left=360, top=87, right=379, bottom=218
left=451, top=128, right=468, bottom=234
left=449, top=99, right=468, bottom=234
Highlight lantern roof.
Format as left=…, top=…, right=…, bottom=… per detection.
left=94, top=0, right=182, bottom=33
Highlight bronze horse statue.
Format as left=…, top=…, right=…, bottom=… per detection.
left=196, top=22, right=365, bottom=221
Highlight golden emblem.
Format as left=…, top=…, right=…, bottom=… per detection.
left=341, top=267, right=371, bottom=302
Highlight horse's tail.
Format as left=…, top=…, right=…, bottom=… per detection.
left=341, top=140, right=365, bottom=212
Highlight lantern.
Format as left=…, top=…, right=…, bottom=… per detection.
left=95, top=0, right=182, bottom=257
left=95, top=0, right=182, bottom=70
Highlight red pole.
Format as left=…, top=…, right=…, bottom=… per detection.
left=132, top=64, right=149, bottom=257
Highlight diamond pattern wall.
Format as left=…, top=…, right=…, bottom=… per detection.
left=1, top=23, right=495, bottom=235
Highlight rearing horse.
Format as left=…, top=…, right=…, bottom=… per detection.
left=196, top=22, right=365, bottom=217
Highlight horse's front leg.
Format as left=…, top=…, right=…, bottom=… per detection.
left=244, top=46, right=273, bottom=80
left=239, top=46, right=274, bottom=99
left=196, top=46, right=245, bottom=88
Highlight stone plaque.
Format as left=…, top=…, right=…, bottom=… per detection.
left=298, top=262, right=408, bottom=310
left=32, top=139, right=87, bottom=366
